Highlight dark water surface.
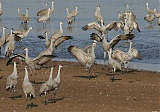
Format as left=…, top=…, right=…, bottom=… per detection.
left=0, top=0, right=159, bottom=72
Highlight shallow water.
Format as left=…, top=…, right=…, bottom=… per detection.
left=0, top=0, right=159, bottom=72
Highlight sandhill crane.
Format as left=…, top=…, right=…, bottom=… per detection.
left=24, top=8, right=29, bottom=23
left=6, top=48, right=56, bottom=83
left=124, top=12, right=140, bottom=33
left=82, top=19, right=119, bottom=34
left=109, top=49, right=121, bottom=73
left=0, top=26, right=7, bottom=53
left=51, top=64, right=62, bottom=103
left=6, top=62, right=18, bottom=99
left=38, top=8, right=51, bottom=27
left=68, top=41, right=97, bottom=80
left=12, top=27, right=33, bottom=42
left=65, top=8, right=73, bottom=26
left=39, top=67, right=54, bottom=105
left=146, top=2, right=155, bottom=15
left=51, top=22, right=63, bottom=40
left=0, top=2, right=3, bottom=17
left=17, top=8, right=29, bottom=24
left=5, top=28, right=16, bottom=57
left=38, top=31, right=73, bottom=49
left=22, top=66, right=35, bottom=109
left=71, top=6, right=79, bottom=20
left=112, top=41, right=141, bottom=72
left=94, top=6, right=104, bottom=24
left=154, top=8, right=160, bottom=18
left=144, top=14, right=155, bottom=25
left=50, top=1, right=55, bottom=16
left=90, top=33, right=135, bottom=65
left=108, top=48, right=121, bottom=81
left=37, top=1, right=54, bottom=17
left=37, top=3, right=48, bottom=16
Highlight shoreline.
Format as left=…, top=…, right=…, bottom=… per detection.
left=53, top=58, right=160, bottom=73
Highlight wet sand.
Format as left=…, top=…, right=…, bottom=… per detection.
left=0, top=58, right=159, bottom=112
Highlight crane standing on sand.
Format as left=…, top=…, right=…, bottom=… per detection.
left=68, top=40, right=97, bottom=80
left=22, top=67, right=36, bottom=109
left=39, top=67, right=54, bottom=105
left=6, top=62, right=18, bottom=99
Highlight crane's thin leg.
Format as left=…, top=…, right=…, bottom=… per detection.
left=52, top=88, right=58, bottom=103
left=44, top=95, right=47, bottom=105
left=12, top=88, right=15, bottom=100
left=102, top=52, right=106, bottom=70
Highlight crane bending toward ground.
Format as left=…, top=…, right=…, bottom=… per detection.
left=22, top=66, right=35, bottom=109
left=6, top=62, right=18, bottom=99
left=68, top=40, right=97, bottom=80
left=39, top=67, right=54, bottom=105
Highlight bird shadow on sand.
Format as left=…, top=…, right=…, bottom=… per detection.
left=26, top=103, right=38, bottom=109
left=9, top=95, right=22, bottom=99
left=72, top=75, right=98, bottom=80
left=47, top=97, right=65, bottom=104
left=0, top=76, right=3, bottom=79
left=106, top=73, right=122, bottom=82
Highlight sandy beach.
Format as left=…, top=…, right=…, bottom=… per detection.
left=0, top=58, right=159, bottom=112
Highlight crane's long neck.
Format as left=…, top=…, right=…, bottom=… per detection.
left=25, top=48, right=29, bottom=63
left=55, top=66, right=62, bottom=82
left=13, top=62, right=17, bottom=77
left=25, top=8, right=29, bottom=17
left=24, top=68, right=29, bottom=82
left=60, top=23, right=63, bottom=34
left=0, top=2, right=2, bottom=9
left=126, top=4, right=129, bottom=12
left=128, top=41, right=132, bottom=54
left=48, top=39, right=54, bottom=51
left=51, top=2, right=54, bottom=11
left=10, top=29, right=14, bottom=41
left=2, top=27, right=6, bottom=40
left=66, top=8, right=70, bottom=15
left=25, top=27, right=31, bottom=37
left=45, top=32, right=49, bottom=45
left=91, top=43, right=96, bottom=58
left=17, top=9, right=20, bottom=14
left=48, top=68, right=53, bottom=81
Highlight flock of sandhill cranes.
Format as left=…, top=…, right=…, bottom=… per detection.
left=0, top=1, right=159, bottom=109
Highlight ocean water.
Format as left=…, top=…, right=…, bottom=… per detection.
left=0, top=0, right=159, bottom=72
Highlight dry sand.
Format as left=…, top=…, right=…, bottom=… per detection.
left=0, top=58, right=159, bottom=112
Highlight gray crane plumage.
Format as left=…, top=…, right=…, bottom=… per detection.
left=65, top=8, right=73, bottom=26
left=0, top=2, right=3, bottom=17
left=0, top=26, right=7, bottom=52
left=70, top=6, right=79, bottom=20
left=39, top=67, right=54, bottom=105
left=82, top=19, right=119, bottom=34
left=68, top=41, right=97, bottom=79
left=51, top=65, right=62, bottom=102
left=108, top=48, right=121, bottom=81
left=5, top=28, right=16, bottom=57
left=6, top=62, right=18, bottom=99
left=12, top=27, right=33, bottom=42
left=90, top=33, right=135, bottom=65
left=22, top=66, right=35, bottom=108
